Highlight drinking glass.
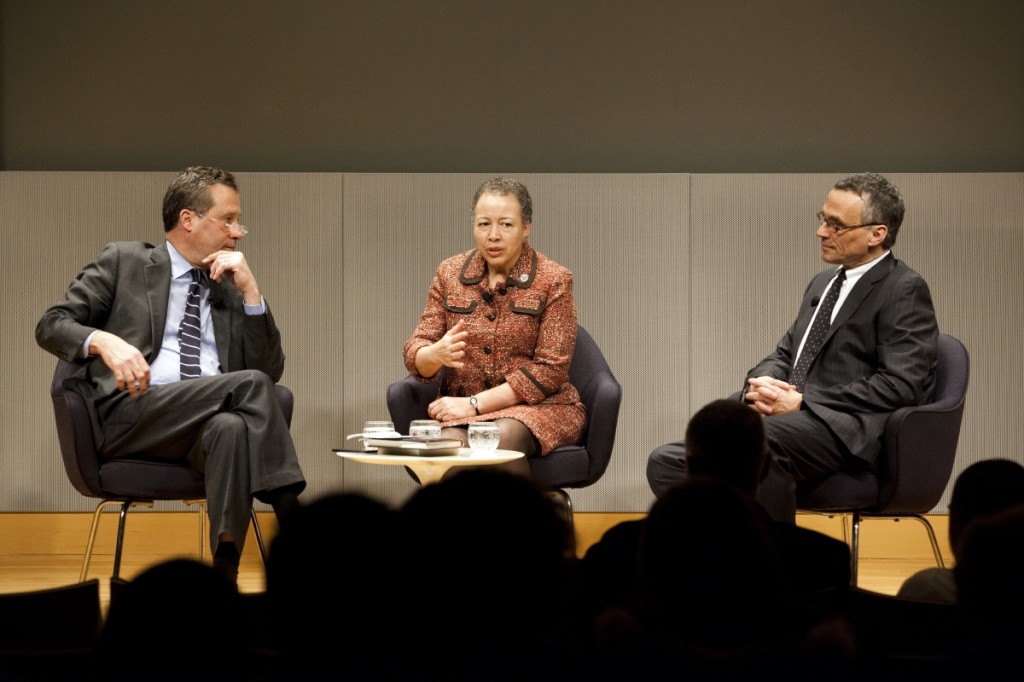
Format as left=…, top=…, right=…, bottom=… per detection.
left=409, top=419, right=442, bottom=439
left=362, top=420, right=396, bottom=450
left=467, top=422, right=501, bottom=453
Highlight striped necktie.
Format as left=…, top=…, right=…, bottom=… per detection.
left=178, top=268, right=208, bottom=380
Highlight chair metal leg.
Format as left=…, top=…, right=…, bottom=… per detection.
left=81, top=499, right=155, bottom=582
left=183, top=499, right=265, bottom=564
left=184, top=499, right=207, bottom=560
left=850, top=511, right=862, bottom=587
left=901, top=513, right=946, bottom=568
left=80, top=500, right=118, bottom=582
left=112, top=501, right=133, bottom=581
left=251, top=508, right=268, bottom=564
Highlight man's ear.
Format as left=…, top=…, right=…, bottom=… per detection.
left=870, top=224, right=888, bottom=247
left=178, top=209, right=198, bottom=233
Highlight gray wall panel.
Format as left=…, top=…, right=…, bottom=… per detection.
left=3, top=172, right=1021, bottom=514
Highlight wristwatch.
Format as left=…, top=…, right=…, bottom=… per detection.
left=469, top=395, right=480, bottom=415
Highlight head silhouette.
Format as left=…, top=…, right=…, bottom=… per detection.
left=685, top=398, right=768, bottom=498
left=636, top=476, right=788, bottom=648
left=948, top=458, right=1024, bottom=559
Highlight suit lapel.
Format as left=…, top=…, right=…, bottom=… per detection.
left=827, top=255, right=898, bottom=339
left=793, top=270, right=835, bottom=345
left=145, top=244, right=172, bottom=360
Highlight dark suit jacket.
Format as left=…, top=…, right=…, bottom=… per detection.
left=746, top=255, right=938, bottom=465
left=36, top=241, right=285, bottom=443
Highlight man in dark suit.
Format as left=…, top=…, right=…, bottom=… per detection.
left=647, top=172, right=938, bottom=523
left=36, top=166, right=306, bottom=582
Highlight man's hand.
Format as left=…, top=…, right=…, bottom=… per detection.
left=90, top=331, right=150, bottom=397
left=203, top=250, right=261, bottom=305
left=745, top=375, right=802, bottom=416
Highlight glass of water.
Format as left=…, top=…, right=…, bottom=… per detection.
left=467, top=422, right=501, bottom=453
left=362, top=420, right=396, bottom=451
left=409, top=419, right=442, bottom=439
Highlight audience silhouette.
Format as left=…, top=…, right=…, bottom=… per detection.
left=264, top=492, right=404, bottom=680
left=684, top=399, right=852, bottom=595
left=97, top=558, right=251, bottom=681
left=588, top=477, right=852, bottom=681
left=398, top=467, right=578, bottom=682
left=12, top=450, right=1024, bottom=681
left=953, top=501, right=1024, bottom=676
left=579, top=399, right=850, bottom=634
left=897, top=458, right=1024, bottom=604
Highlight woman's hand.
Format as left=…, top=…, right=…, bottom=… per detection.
left=428, top=395, right=474, bottom=422
left=431, top=319, right=469, bottom=369
left=413, top=319, right=469, bottom=379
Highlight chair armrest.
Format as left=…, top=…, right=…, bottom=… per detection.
left=881, top=398, right=966, bottom=512
left=581, top=370, right=622, bottom=482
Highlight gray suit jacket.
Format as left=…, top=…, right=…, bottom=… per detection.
left=36, top=241, right=285, bottom=434
left=745, top=255, right=938, bottom=465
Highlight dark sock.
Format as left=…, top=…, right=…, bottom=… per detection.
left=266, top=483, right=302, bottom=522
left=213, top=542, right=240, bottom=585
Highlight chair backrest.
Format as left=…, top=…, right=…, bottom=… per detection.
left=51, top=359, right=104, bottom=498
left=877, top=332, right=969, bottom=512
left=564, top=324, right=622, bottom=486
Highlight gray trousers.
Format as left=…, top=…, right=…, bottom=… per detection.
left=96, top=369, right=306, bottom=553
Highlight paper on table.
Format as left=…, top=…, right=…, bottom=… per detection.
left=346, top=431, right=402, bottom=441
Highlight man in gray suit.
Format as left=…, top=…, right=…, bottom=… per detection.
left=36, top=166, right=306, bottom=582
left=647, top=173, right=938, bottom=523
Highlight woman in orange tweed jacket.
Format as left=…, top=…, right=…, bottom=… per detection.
left=403, top=177, right=585, bottom=475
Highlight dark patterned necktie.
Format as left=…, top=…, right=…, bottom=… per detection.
left=178, top=268, right=208, bottom=380
left=789, top=269, right=846, bottom=391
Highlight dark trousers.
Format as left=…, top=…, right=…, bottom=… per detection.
left=646, top=409, right=854, bottom=524
left=96, top=369, right=305, bottom=553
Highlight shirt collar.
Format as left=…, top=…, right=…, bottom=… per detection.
left=166, top=241, right=196, bottom=279
left=843, top=249, right=891, bottom=279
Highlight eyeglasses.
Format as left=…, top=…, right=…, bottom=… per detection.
left=816, top=211, right=878, bottom=235
left=197, top=212, right=248, bottom=237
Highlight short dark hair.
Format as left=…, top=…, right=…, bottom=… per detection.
left=833, top=172, right=904, bottom=249
left=162, top=166, right=238, bottom=232
left=472, top=177, right=533, bottom=223
left=684, top=399, right=768, bottom=497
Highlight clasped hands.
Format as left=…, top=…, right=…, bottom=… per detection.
left=745, top=376, right=802, bottom=416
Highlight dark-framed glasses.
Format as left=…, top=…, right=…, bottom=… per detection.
left=816, top=211, right=878, bottom=235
